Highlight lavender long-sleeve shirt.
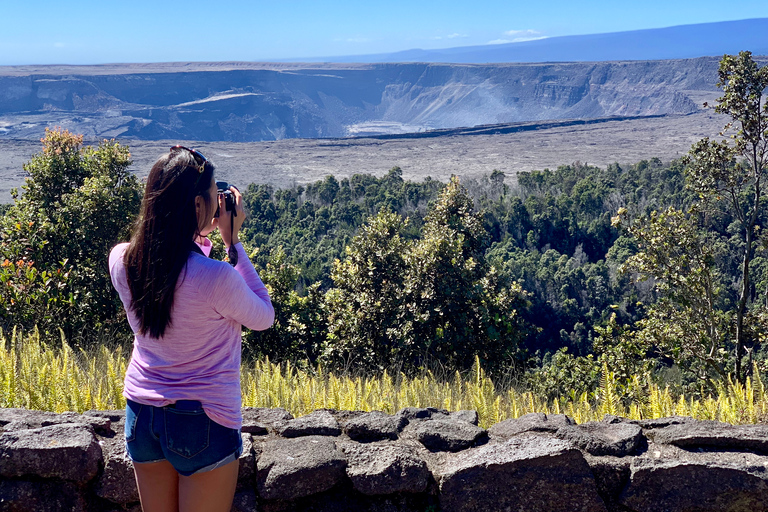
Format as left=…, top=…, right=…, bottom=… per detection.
left=109, top=240, right=274, bottom=429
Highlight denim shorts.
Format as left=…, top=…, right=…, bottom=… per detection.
left=125, top=399, right=242, bottom=476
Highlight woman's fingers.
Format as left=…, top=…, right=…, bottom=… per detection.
left=230, top=186, right=244, bottom=216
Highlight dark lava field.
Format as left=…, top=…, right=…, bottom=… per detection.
left=0, top=111, right=727, bottom=203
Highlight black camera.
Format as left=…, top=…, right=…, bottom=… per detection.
left=215, top=181, right=236, bottom=218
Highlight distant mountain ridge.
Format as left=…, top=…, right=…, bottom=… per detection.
left=296, top=18, right=768, bottom=63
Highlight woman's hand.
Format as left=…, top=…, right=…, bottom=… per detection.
left=219, top=186, right=245, bottom=248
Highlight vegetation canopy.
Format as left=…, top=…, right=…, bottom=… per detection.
left=1, top=53, right=767, bottom=409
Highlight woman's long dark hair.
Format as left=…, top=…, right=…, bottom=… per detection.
left=124, top=151, right=215, bottom=338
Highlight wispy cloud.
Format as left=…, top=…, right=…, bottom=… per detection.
left=488, top=29, right=548, bottom=45
left=431, top=33, right=468, bottom=41
left=54, top=42, right=65, bottom=48
left=505, top=29, right=541, bottom=38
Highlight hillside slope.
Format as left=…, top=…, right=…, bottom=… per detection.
left=315, top=18, right=768, bottom=64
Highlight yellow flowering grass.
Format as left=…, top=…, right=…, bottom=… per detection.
left=1, top=328, right=766, bottom=428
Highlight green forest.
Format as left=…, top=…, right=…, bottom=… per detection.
left=1, top=51, right=767, bottom=405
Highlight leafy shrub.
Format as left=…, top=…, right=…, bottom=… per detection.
left=0, top=129, right=142, bottom=344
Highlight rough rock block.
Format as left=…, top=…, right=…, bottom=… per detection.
left=83, top=409, right=125, bottom=422
left=256, top=435, right=347, bottom=500
left=621, top=454, right=768, bottom=512
left=0, top=479, right=88, bottom=512
left=342, top=441, right=430, bottom=495
left=242, top=407, right=293, bottom=435
left=343, top=411, right=406, bottom=441
left=58, top=411, right=113, bottom=435
left=231, top=488, right=258, bottom=512
left=630, top=415, right=699, bottom=430
left=95, top=435, right=139, bottom=504
left=449, top=410, right=479, bottom=425
left=488, top=412, right=575, bottom=440
left=396, top=407, right=450, bottom=422
left=557, top=421, right=643, bottom=456
left=0, top=408, right=112, bottom=435
left=0, top=408, right=60, bottom=428
left=237, top=433, right=255, bottom=491
left=276, top=410, right=341, bottom=438
left=438, top=433, right=607, bottom=512
left=584, top=454, right=632, bottom=510
left=415, top=418, right=487, bottom=452
left=0, top=424, right=102, bottom=483
left=84, top=410, right=126, bottom=438
left=325, top=409, right=367, bottom=427
left=648, top=422, right=768, bottom=453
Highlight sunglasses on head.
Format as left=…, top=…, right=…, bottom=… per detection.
left=170, top=145, right=208, bottom=174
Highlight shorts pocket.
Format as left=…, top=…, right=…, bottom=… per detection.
left=164, top=407, right=210, bottom=459
left=125, top=400, right=141, bottom=443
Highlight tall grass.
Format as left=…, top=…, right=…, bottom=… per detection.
left=0, top=327, right=127, bottom=412
left=1, top=328, right=766, bottom=428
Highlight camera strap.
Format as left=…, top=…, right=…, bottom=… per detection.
left=227, top=208, right=238, bottom=266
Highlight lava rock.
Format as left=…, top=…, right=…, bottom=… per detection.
left=237, top=433, right=255, bottom=491
left=58, top=411, right=113, bottom=436
left=396, top=407, right=450, bottom=422
left=256, top=435, right=347, bottom=500
left=344, top=411, right=406, bottom=441
left=621, top=453, right=768, bottom=512
left=0, top=408, right=60, bottom=428
left=629, top=415, right=700, bottom=430
left=0, top=408, right=112, bottom=435
left=242, top=407, right=293, bottom=435
left=342, top=441, right=430, bottom=495
left=276, top=410, right=342, bottom=438
left=601, top=414, right=625, bottom=424
left=583, top=453, right=632, bottom=510
left=0, top=423, right=102, bottom=483
left=647, top=422, right=768, bottom=453
left=557, top=421, right=643, bottom=456
left=95, top=435, right=139, bottom=504
left=488, top=412, right=576, bottom=440
left=83, top=409, right=125, bottom=422
left=231, top=488, right=258, bottom=512
left=0, top=479, right=88, bottom=512
left=449, top=410, right=479, bottom=425
left=414, top=418, right=487, bottom=452
left=438, top=433, right=607, bottom=512
left=326, top=409, right=368, bottom=427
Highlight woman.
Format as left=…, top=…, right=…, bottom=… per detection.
left=109, top=146, right=274, bottom=512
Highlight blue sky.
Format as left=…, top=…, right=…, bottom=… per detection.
left=2, top=0, right=768, bottom=65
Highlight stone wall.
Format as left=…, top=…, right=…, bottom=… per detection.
left=2, top=406, right=768, bottom=511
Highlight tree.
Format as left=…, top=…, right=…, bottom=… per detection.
left=685, top=52, right=768, bottom=382
left=323, top=209, right=411, bottom=372
left=242, top=245, right=326, bottom=364
left=613, top=207, right=730, bottom=390
left=0, top=128, right=142, bottom=342
left=321, top=178, right=530, bottom=376
left=616, top=52, right=768, bottom=385
left=402, top=177, right=530, bottom=375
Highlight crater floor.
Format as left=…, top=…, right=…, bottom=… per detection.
left=0, top=111, right=727, bottom=203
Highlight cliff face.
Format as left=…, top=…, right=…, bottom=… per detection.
left=0, top=57, right=730, bottom=141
